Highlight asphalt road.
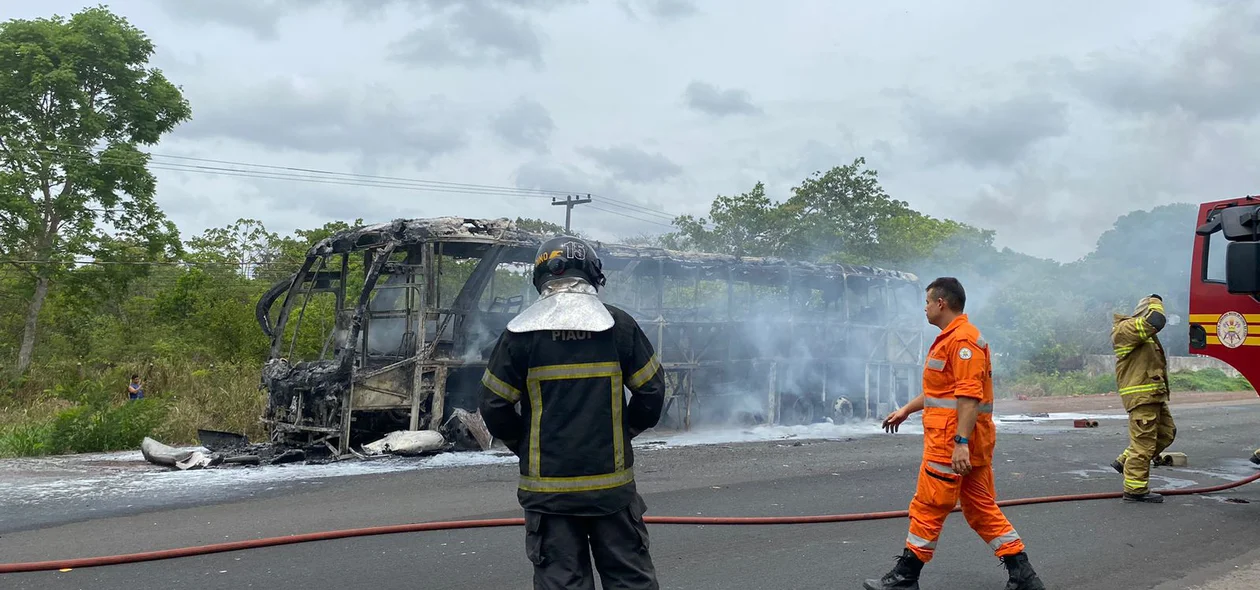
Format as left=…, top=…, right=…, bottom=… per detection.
left=5, top=400, right=1260, bottom=589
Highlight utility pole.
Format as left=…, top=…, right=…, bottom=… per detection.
left=551, top=194, right=592, bottom=233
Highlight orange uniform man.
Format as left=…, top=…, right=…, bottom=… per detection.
left=864, top=277, right=1045, bottom=590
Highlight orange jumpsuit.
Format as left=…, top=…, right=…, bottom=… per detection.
left=904, top=313, right=1025, bottom=563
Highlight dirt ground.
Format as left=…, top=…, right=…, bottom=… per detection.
left=998, top=390, right=1260, bottom=415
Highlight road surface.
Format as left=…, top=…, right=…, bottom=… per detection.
left=3, top=395, right=1260, bottom=589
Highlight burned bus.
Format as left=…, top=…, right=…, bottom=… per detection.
left=255, top=217, right=925, bottom=456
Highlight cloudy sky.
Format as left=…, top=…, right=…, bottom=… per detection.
left=9, top=0, right=1260, bottom=262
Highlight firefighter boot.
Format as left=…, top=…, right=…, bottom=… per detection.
left=1123, top=491, right=1164, bottom=503
left=1000, top=552, right=1046, bottom=590
left=862, top=548, right=923, bottom=590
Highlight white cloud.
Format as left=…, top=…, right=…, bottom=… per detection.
left=5, top=0, right=1252, bottom=263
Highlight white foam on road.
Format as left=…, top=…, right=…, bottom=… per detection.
left=0, top=410, right=1136, bottom=509
left=635, top=420, right=918, bottom=449
left=0, top=449, right=518, bottom=508
left=994, top=412, right=1127, bottom=425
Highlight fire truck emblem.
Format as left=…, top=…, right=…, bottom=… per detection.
left=1217, top=311, right=1248, bottom=349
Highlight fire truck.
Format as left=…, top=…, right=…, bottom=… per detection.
left=1189, top=196, right=1260, bottom=391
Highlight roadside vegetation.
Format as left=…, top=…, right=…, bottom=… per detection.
left=0, top=7, right=1249, bottom=458
left=1004, top=368, right=1253, bottom=399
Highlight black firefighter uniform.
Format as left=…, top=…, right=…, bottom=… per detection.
left=479, top=302, right=666, bottom=589
left=1111, top=295, right=1176, bottom=499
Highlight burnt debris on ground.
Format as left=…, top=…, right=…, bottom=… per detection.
left=137, top=425, right=478, bottom=471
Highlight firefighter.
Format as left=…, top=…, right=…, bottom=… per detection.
left=864, top=277, right=1045, bottom=590
left=1106, top=294, right=1176, bottom=503
left=479, top=235, right=666, bottom=590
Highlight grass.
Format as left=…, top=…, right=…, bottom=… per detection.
left=1003, top=367, right=1254, bottom=399
left=0, top=360, right=266, bottom=458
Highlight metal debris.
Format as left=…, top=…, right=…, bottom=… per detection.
left=141, top=437, right=217, bottom=471
left=363, top=430, right=446, bottom=456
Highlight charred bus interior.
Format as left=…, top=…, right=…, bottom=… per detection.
left=256, top=218, right=925, bottom=456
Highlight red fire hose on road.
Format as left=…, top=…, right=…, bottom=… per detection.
left=3, top=471, right=1259, bottom=574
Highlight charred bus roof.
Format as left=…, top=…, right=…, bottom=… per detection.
left=305, top=216, right=921, bottom=285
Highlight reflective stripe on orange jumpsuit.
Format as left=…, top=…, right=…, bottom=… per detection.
left=905, top=313, right=1025, bottom=563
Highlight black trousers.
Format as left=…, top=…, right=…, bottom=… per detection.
left=524, top=493, right=659, bottom=590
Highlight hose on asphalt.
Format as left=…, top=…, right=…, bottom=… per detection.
left=4, top=470, right=1259, bottom=574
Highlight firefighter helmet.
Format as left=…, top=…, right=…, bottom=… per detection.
left=531, top=235, right=606, bottom=293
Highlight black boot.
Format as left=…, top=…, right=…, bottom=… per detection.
left=1000, top=552, right=1046, bottom=590
left=863, top=548, right=923, bottom=590
left=1250, top=451, right=1260, bottom=465
left=1123, top=491, right=1164, bottom=503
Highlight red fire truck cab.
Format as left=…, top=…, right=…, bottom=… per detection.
left=1189, top=196, right=1260, bottom=392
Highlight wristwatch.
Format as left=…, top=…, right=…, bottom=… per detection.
left=953, top=435, right=969, bottom=445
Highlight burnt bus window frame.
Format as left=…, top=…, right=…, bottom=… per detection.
left=257, top=218, right=926, bottom=456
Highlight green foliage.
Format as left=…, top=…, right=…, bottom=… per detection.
left=1169, top=368, right=1254, bottom=392
left=1005, top=368, right=1254, bottom=398
left=0, top=376, right=169, bottom=456
left=515, top=217, right=579, bottom=237
left=0, top=360, right=263, bottom=457
left=46, top=376, right=166, bottom=453
left=1006, top=371, right=1118, bottom=398
left=0, top=421, right=53, bottom=457
left=0, top=5, right=191, bottom=373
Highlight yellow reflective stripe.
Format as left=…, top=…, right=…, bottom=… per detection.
left=612, top=374, right=625, bottom=471
left=528, top=362, right=622, bottom=380
left=1124, top=478, right=1148, bottom=491
left=519, top=468, right=635, bottom=493
left=1114, top=345, right=1135, bottom=359
left=528, top=379, right=542, bottom=477
left=628, top=354, right=660, bottom=389
left=1135, top=317, right=1148, bottom=339
left=481, top=369, right=521, bottom=402
left=525, top=362, right=625, bottom=477
left=1119, top=383, right=1163, bottom=396
left=1148, top=303, right=1164, bottom=313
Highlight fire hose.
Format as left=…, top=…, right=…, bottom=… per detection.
left=3, top=470, right=1259, bottom=574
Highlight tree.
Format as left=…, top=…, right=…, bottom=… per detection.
left=668, top=182, right=784, bottom=256
left=777, top=158, right=915, bottom=263
left=1066, top=203, right=1198, bottom=356
left=185, top=218, right=281, bottom=279
left=514, top=216, right=581, bottom=238
left=0, top=6, right=191, bottom=373
left=665, top=159, right=928, bottom=263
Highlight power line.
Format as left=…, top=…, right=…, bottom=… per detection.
left=144, top=150, right=685, bottom=222
left=151, top=154, right=576, bottom=197
left=22, top=142, right=692, bottom=227
left=587, top=204, right=675, bottom=228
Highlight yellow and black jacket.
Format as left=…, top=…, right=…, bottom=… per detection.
left=1112, top=296, right=1170, bottom=412
left=479, top=304, right=665, bottom=516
